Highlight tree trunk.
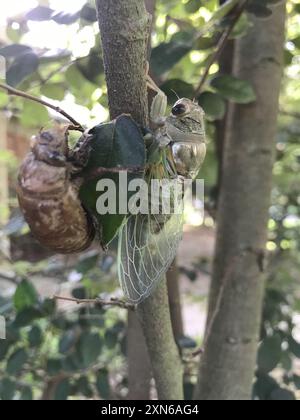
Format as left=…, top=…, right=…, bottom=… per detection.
left=127, top=310, right=151, bottom=400
left=95, top=0, right=183, bottom=400
left=196, top=3, right=286, bottom=401
left=214, top=0, right=235, bottom=206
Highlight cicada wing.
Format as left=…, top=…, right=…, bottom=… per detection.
left=118, top=211, right=184, bottom=304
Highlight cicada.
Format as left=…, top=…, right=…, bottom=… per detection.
left=17, top=126, right=95, bottom=254
left=117, top=78, right=206, bottom=303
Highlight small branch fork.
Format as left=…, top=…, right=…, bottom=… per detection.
left=195, top=0, right=250, bottom=96
left=53, top=295, right=136, bottom=311
left=0, top=82, right=84, bottom=131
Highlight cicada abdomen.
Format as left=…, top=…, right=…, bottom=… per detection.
left=17, top=126, right=95, bottom=254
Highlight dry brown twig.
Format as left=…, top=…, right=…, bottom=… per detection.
left=53, top=295, right=136, bottom=311
left=0, top=82, right=84, bottom=131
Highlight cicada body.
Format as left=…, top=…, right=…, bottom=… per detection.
left=118, top=91, right=207, bottom=303
left=17, top=126, right=95, bottom=254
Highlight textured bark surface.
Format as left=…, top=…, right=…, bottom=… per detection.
left=137, top=281, right=184, bottom=400
left=96, top=0, right=150, bottom=124
left=196, top=3, right=286, bottom=400
left=96, top=0, right=183, bottom=400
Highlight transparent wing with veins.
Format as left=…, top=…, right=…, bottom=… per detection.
left=118, top=190, right=184, bottom=304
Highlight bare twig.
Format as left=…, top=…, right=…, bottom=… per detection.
left=194, top=0, right=250, bottom=96
left=0, top=82, right=84, bottom=130
left=53, top=295, right=135, bottom=310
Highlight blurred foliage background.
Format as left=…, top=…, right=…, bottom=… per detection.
left=0, top=0, right=300, bottom=400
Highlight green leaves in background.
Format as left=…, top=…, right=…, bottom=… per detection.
left=96, top=368, right=111, bottom=399
left=198, top=91, right=226, bottom=120
left=151, top=36, right=194, bottom=77
left=13, top=279, right=39, bottom=313
left=80, top=115, right=146, bottom=245
left=6, top=52, right=39, bottom=87
left=257, top=334, right=282, bottom=373
left=211, top=75, right=256, bottom=104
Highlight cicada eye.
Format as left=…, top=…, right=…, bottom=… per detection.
left=172, top=103, right=186, bottom=116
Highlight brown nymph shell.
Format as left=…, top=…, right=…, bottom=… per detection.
left=16, top=126, right=95, bottom=254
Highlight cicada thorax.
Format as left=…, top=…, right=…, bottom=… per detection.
left=17, top=126, right=95, bottom=254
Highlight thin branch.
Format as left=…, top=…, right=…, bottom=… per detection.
left=0, top=82, right=84, bottom=131
left=194, top=0, right=250, bottom=97
left=31, top=54, right=96, bottom=91
left=53, top=295, right=136, bottom=311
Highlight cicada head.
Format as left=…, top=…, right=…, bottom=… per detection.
left=31, top=125, right=69, bottom=167
left=171, top=98, right=205, bottom=130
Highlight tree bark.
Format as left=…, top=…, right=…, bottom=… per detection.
left=196, top=3, right=286, bottom=400
left=127, top=311, right=151, bottom=400
left=95, top=0, right=183, bottom=400
left=214, top=0, right=235, bottom=206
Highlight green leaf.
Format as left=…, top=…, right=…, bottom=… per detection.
left=151, top=37, right=194, bottom=76
left=20, top=100, right=49, bottom=128
left=6, top=52, right=39, bottom=87
left=185, top=0, right=202, bottom=14
left=0, top=378, right=16, bottom=400
left=54, top=379, right=71, bottom=400
left=0, top=44, right=32, bottom=58
left=246, top=1, right=272, bottom=18
left=14, top=279, right=39, bottom=312
left=211, top=75, right=256, bottom=104
left=13, top=307, right=43, bottom=328
left=198, top=91, right=226, bottom=120
left=291, top=36, right=300, bottom=50
left=79, top=115, right=146, bottom=245
left=293, top=375, right=300, bottom=390
left=270, top=388, right=296, bottom=401
left=257, top=334, right=282, bottom=373
left=253, top=373, right=279, bottom=400
left=76, top=376, right=93, bottom=398
left=26, top=6, right=54, bottom=21
left=160, top=79, right=195, bottom=104
left=7, top=348, right=28, bottom=375
left=0, top=340, right=10, bottom=361
left=80, top=5, right=97, bottom=23
left=288, top=336, right=300, bottom=358
left=46, top=359, right=63, bottom=376
left=52, top=11, right=81, bottom=25
left=77, top=332, right=102, bottom=368
left=76, top=254, right=98, bottom=274
left=96, top=368, right=110, bottom=400
left=41, top=83, right=66, bottom=101
left=59, top=330, right=78, bottom=354
left=20, top=386, right=33, bottom=400
left=28, top=325, right=43, bottom=348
